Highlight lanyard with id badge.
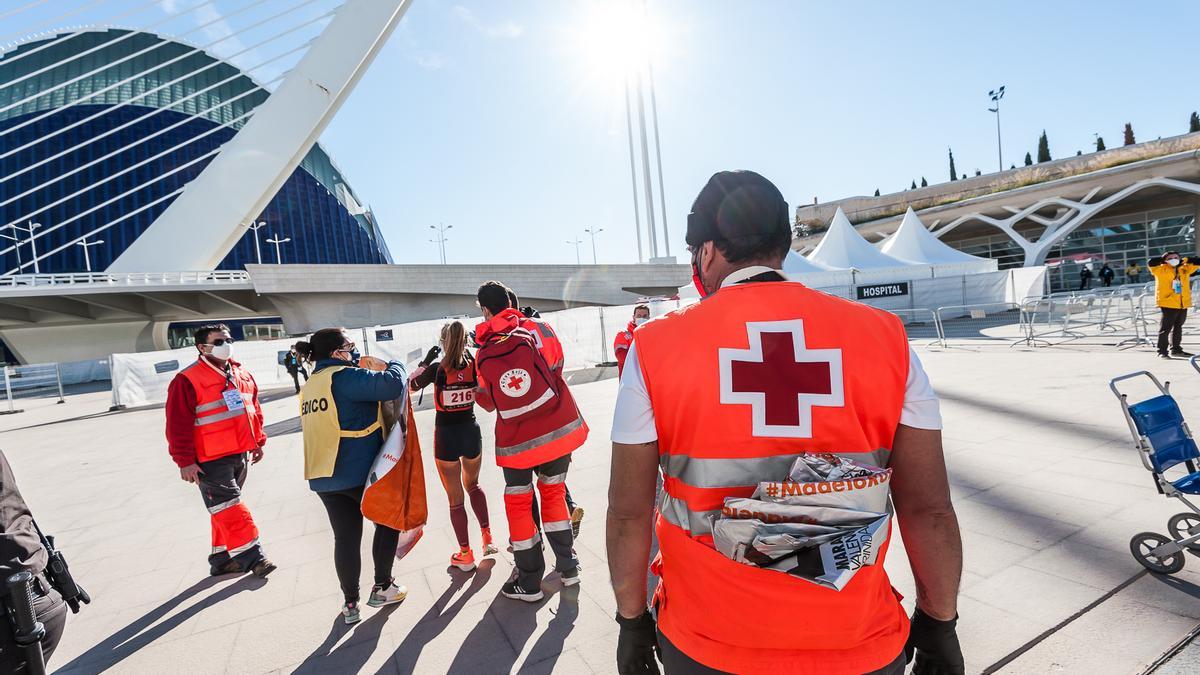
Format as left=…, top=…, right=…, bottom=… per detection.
left=221, top=369, right=246, bottom=413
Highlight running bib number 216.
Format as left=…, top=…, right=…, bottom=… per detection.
left=441, top=389, right=475, bottom=407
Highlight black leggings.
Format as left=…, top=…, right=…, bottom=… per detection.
left=317, top=485, right=400, bottom=603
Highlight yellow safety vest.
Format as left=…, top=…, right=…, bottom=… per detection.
left=300, top=365, right=383, bottom=479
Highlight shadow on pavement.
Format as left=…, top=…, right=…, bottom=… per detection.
left=520, top=585, right=580, bottom=673
left=55, top=574, right=268, bottom=674
left=937, top=387, right=1126, bottom=446
left=291, top=603, right=400, bottom=674
left=263, top=416, right=300, bottom=437
left=389, top=559, right=495, bottom=673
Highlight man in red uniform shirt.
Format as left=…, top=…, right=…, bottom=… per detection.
left=614, top=304, right=650, bottom=378
left=166, top=324, right=276, bottom=578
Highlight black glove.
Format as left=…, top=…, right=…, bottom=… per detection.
left=905, top=608, right=964, bottom=675
left=615, top=611, right=660, bottom=675
left=420, top=345, right=441, bottom=367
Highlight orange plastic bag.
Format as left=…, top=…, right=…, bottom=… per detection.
left=361, top=384, right=428, bottom=559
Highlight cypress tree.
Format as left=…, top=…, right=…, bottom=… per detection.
left=1190, top=112, right=1200, bottom=133
left=1095, top=136, right=1106, bottom=151
left=1123, top=122, right=1135, bottom=145
left=961, top=174, right=967, bottom=180
left=1024, top=152, right=1033, bottom=166
left=873, top=188, right=880, bottom=196
left=920, top=177, right=928, bottom=187
left=910, top=180, right=917, bottom=190
left=948, top=148, right=957, bottom=182
left=1036, top=131, right=1051, bottom=162
left=975, top=169, right=981, bottom=176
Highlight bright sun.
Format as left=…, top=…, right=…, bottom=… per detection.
left=574, top=0, right=667, bottom=86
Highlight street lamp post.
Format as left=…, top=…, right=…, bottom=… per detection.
left=567, top=237, right=582, bottom=265
left=246, top=220, right=267, bottom=264
left=429, top=223, right=452, bottom=264
left=583, top=227, right=603, bottom=264
left=265, top=235, right=290, bottom=264
left=0, top=231, right=22, bottom=273
left=988, top=85, right=1006, bottom=172
left=76, top=236, right=105, bottom=272
left=7, top=222, right=41, bottom=273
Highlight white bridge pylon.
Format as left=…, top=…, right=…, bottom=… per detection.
left=108, top=0, right=412, bottom=273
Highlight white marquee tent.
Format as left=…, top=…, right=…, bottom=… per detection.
left=880, top=207, right=997, bottom=277
left=806, top=207, right=930, bottom=281
left=782, top=250, right=853, bottom=287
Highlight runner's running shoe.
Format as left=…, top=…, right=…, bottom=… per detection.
left=570, top=506, right=585, bottom=540
left=481, top=528, right=499, bottom=556
left=367, top=580, right=408, bottom=607
left=451, top=548, right=477, bottom=572
left=342, top=601, right=361, bottom=625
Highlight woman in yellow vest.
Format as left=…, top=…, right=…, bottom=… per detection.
left=298, top=328, right=410, bottom=625
left=1148, top=251, right=1200, bottom=359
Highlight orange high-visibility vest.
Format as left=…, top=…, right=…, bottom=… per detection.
left=180, top=359, right=264, bottom=463
left=635, top=279, right=910, bottom=674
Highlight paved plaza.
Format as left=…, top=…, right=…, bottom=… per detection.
left=6, top=347, right=1200, bottom=674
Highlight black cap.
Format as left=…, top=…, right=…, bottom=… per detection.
left=686, top=170, right=790, bottom=248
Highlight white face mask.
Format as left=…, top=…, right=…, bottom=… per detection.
left=634, top=317, right=648, bottom=326
left=208, top=342, right=233, bottom=361
left=1168, top=258, right=1181, bottom=267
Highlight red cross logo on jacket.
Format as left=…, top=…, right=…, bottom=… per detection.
left=718, top=319, right=844, bottom=438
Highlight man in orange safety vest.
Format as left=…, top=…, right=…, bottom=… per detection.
left=606, top=171, right=964, bottom=674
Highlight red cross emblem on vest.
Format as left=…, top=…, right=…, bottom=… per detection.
left=718, top=319, right=844, bottom=438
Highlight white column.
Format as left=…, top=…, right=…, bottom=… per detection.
left=108, top=0, right=412, bottom=272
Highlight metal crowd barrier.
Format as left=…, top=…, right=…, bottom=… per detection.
left=0, top=363, right=65, bottom=414
left=885, top=309, right=943, bottom=346
left=934, top=303, right=1023, bottom=348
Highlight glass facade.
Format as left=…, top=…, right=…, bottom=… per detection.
left=952, top=208, right=1196, bottom=293
left=0, top=29, right=391, bottom=273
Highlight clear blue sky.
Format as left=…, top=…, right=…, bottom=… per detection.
left=12, top=0, right=1200, bottom=265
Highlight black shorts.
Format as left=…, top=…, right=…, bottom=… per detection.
left=434, top=422, right=482, bottom=462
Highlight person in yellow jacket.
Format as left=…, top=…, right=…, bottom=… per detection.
left=1149, top=251, right=1199, bottom=359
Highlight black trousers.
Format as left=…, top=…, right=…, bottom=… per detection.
left=317, top=485, right=400, bottom=603
left=289, top=367, right=308, bottom=393
left=1158, top=307, right=1188, bottom=354
left=0, top=579, right=66, bottom=674
left=657, top=630, right=906, bottom=674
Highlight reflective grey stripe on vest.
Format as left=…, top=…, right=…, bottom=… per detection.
left=195, top=393, right=252, bottom=415
left=195, top=407, right=248, bottom=426
left=660, top=450, right=890, bottom=489
left=496, top=416, right=585, bottom=456
left=658, top=492, right=721, bottom=536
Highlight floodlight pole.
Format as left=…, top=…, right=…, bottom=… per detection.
left=989, top=85, right=1005, bottom=172
left=76, top=236, right=105, bottom=272
left=584, top=227, right=603, bottom=264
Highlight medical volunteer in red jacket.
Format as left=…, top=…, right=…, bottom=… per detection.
left=614, top=304, right=650, bottom=378
left=166, top=324, right=276, bottom=578
left=475, top=281, right=588, bottom=602
left=606, top=171, right=964, bottom=674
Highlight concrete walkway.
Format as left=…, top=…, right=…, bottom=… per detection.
left=7, top=347, right=1200, bottom=674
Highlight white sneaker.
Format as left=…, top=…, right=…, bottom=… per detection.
left=342, top=601, right=361, bottom=625
left=367, top=580, right=408, bottom=607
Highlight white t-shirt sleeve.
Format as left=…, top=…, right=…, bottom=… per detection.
left=901, top=348, right=942, bottom=430
left=611, top=342, right=658, bottom=444
left=610, top=343, right=941, bottom=442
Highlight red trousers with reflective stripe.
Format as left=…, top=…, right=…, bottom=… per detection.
left=199, top=453, right=262, bottom=571
left=501, top=454, right=577, bottom=589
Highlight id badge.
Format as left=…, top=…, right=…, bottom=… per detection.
left=223, top=389, right=246, bottom=411
left=1174, top=279, right=1183, bottom=295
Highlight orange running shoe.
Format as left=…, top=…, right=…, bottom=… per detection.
left=451, top=547, right=476, bottom=572
left=481, top=527, right=499, bottom=556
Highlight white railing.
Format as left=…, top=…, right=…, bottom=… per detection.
left=0, top=271, right=252, bottom=288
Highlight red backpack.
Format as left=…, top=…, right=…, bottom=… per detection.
left=476, top=328, right=560, bottom=422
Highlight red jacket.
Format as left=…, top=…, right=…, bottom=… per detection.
left=166, top=357, right=266, bottom=467
left=614, top=321, right=636, bottom=377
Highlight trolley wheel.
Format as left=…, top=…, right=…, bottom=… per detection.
left=1167, top=513, right=1200, bottom=553
left=1130, top=532, right=1186, bottom=574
